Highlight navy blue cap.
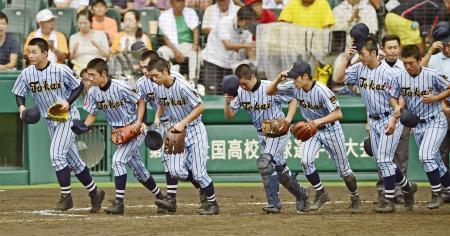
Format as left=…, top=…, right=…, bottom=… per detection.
left=221, top=74, right=240, bottom=97
left=350, top=23, right=369, bottom=50
left=23, top=106, right=40, bottom=124
left=286, top=61, right=311, bottom=79
left=130, top=41, right=147, bottom=52
left=432, top=21, right=450, bottom=44
left=400, top=110, right=420, bottom=128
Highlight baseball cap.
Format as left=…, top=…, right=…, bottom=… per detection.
left=350, top=23, right=369, bottom=50
left=130, top=41, right=147, bottom=52
left=244, top=0, right=261, bottom=5
left=221, top=74, right=240, bottom=97
left=432, top=22, right=450, bottom=44
left=286, top=61, right=311, bottom=79
left=36, top=9, right=57, bottom=23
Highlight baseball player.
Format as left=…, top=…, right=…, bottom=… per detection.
left=224, top=64, right=310, bottom=213
left=136, top=50, right=206, bottom=213
left=387, top=45, right=450, bottom=209
left=335, top=33, right=416, bottom=213
left=267, top=61, right=361, bottom=213
left=11, top=38, right=105, bottom=212
left=375, top=35, right=411, bottom=203
left=82, top=58, right=165, bottom=215
left=146, top=57, right=219, bottom=215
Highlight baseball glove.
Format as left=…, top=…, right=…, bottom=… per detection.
left=262, top=118, right=290, bottom=137
left=71, top=119, right=90, bottom=135
left=47, top=103, right=69, bottom=122
left=111, top=124, right=141, bottom=145
left=164, top=129, right=186, bottom=155
left=290, top=121, right=318, bottom=141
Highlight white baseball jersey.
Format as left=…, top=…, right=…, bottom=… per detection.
left=83, top=79, right=140, bottom=126
left=154, top=72, right=203, bottom=125
left=388, top=67, right=450, bottom=119
left=230, top=80, right=292, bottom=131
left=382, top=58, right=405, bottom=74
left=277, top=80, right=340, bottom=122
left=345, top=61, right=395, bottom=115
left=12, top=61, right=81, bottom=119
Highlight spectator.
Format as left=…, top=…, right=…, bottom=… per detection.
left=263, top=0, right=289, bottom=9
left=438, top=0, right=450, bottom=22
left=0, top=11, right=18, bottom=71
left=112, top=9, right=152, bottom=54
left=158, top=0, right=201, bottom=81
left=279, top=0, right=335, bottom=28
left=385, top=0, right=440, bottom=49
left=69, top=9, right=110, bottom=74
left=134, top=0, right=171, bottom=9
left=186, top=0, right=215, bottom=10
left=54, top=0, right=89, bottom=13
left=91, top=0, right=118, bottom=45
left=332, top=0, right=378, bottom=34
left=111, top=0, right=135, bottom=15
left=245, top=0, right=277, bottom=24
left=24, top=9, right=68, bottom=64
left=201, top=7, right=256, bottom=95
left=108, top=40, right=148, bottom=87
left=202, top=0, right=240, bottom=36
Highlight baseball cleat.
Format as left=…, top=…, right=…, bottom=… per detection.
left=374, top=198, right=395, bottom=213
left=89, top=189, right=105, bottom=213
left=350, top=195, right=362, bottom=214
left=402, top=182, right=417, bottom=211
left=199, top=202, right=219, bottom=215
left=262, top=205, right=281, bottom=214
left=105, top=200, right=124, bottom=215
left=427, top=193, right=443, bottom=209
left=155, top=196, right=177, bottom=212
left=309, top=191, right=329, bottom=211
left=441, top=189, right=450, bottom=203
left=55, top=193, right=73, bottom=211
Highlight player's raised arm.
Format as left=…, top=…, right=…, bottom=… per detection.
left=224, top=94, right=236, bottom=120
left=266, top=71, right=288, bottom=95
left=334, top=46, right=357, bottom=83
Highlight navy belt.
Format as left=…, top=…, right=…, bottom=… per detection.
left=419, top=116, right=435, bottom=124
left=369, top=112, right=390, bottom=120
left=318, top=122, right=335, bottom=130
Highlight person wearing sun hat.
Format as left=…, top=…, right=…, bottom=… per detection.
left=23, top=9, right=69, bottom=64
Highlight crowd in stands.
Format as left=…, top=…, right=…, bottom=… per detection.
left=1, top=0, right=450, bottom=96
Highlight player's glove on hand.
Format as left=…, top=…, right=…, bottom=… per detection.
left=71, top=119, right=90, bottom=135
left=47, top=103, right=69, bottom=122
left=111, top=124, right=141, bottom=145
left=262, top=118, right=290, bottom=137
left=290, top=121, right=318, bottom=141
left=164, top=128, right=186, bottom=155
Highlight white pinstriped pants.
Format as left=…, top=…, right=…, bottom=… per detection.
left=112, top=133, right=150, bottom=182
left=300, top=124, right=353, bottom=177
left=47, top=118, right=86, bottom=173
left=413, top=112, right=448, bottom=175
left=165, top=123, right=211, bottom=188
left=368, top=116, right=403, bottom=177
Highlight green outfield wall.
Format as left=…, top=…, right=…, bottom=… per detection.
left=0, top=73, right=429, bottom=185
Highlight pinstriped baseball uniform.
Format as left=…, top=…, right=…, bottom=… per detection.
left=136, top=70, right=186, bottom=173
left=345, top=62, right=403, bottom=177
left=154, top=72, right=211, bottom=188
left=277, top=80, right=353, bottom=177
left=11, top=62, right=86, bottom=173
left=230, top=80, right=291, bottom=165
left=388, top=67, right=449, bottom=175
left=83, top=79, right=150, bottom=181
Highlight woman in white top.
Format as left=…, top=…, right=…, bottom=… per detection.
left=112, top=9, right=152, bottom=54
left=69, top=9, right=110, bottom=74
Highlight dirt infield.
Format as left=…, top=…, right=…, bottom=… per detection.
left=1, top=185, right=449, bottom=236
